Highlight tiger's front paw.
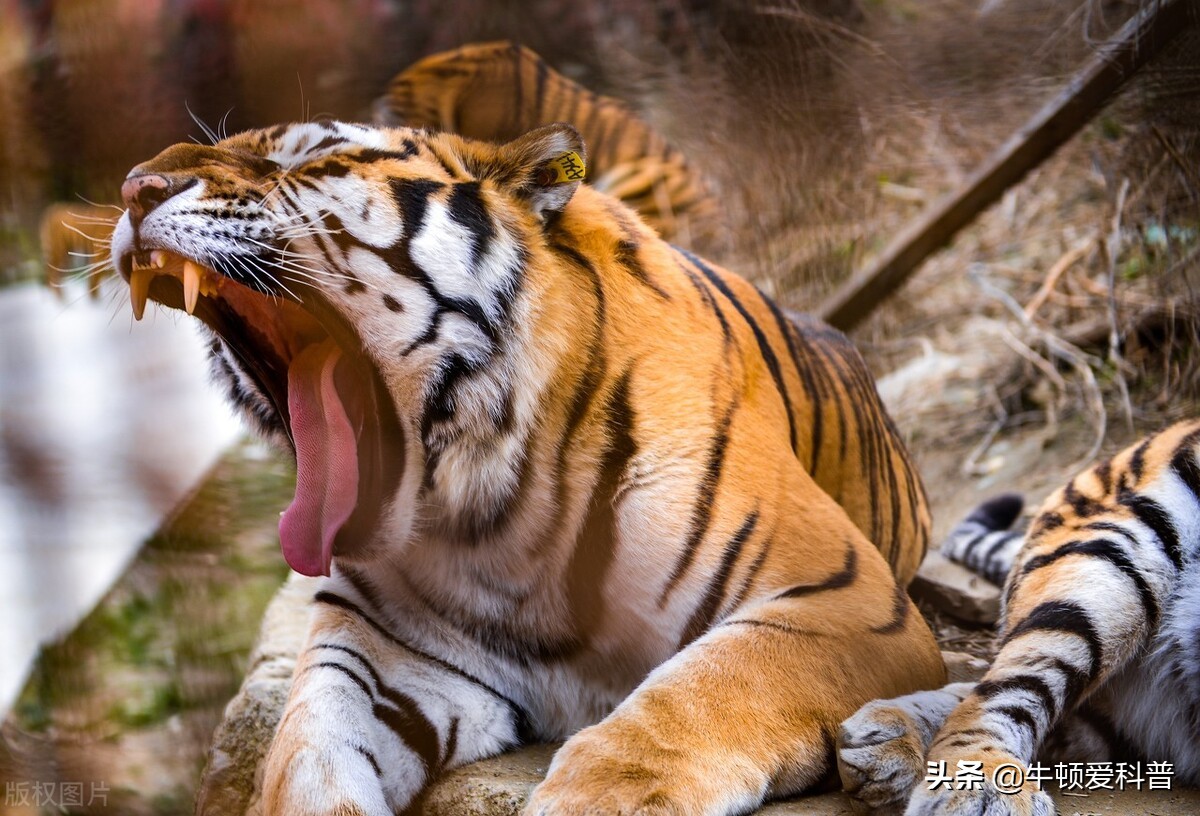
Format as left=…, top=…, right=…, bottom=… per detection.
left=906, top=755, right=1054, bottom=816
left=837, top=701, right=929, bottom=815
left=524, top=721, right=754, bottom=816
left=262, top=705, right=398, bottom=816
left=262, top=721, right=394, bottom=816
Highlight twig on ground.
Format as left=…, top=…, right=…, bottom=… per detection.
left=1024, top=233, right=1095, bottom=321
left=1103, top=178, right=1134, bottom=432
left=962, top=385, right=1008, bottom=477
left=971, top=266, right=1108, bottom=468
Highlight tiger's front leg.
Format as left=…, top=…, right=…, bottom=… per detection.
left=526, top=536, right=946, bottom=816
left=262, top=582, right=524, bottom=816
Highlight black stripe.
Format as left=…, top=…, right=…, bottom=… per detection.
left=658, top=396, right=738, bottom=606
left=1020, top=537, right=1159, bottom=627
left=581, top=91, right=603, bottom=150
left=312, top=591, right=534, bottom=741
left=420, top=353, right=481, bottom=439
left=442, top=717, right=460, bottom=771
left=982, top=531, right=1019, bottom=562
left=372, top=696, right=440, bottom=773
left=589, top=103, right=612, bottom=175
left=447, top=181, right=494, bottom=264
left=1031, top=511, right=1064, bottom=536
left=723, top=618, right=823, bottom=637
left=304, top=654, right=451, bottom=773
left=993, top=704, right=1039, bottom=735
left=1003, top=601, right=1102, bottom=685
left=763, top=299, right=823, bottom=473
left=680, top=263, right=732, bottom=345
left=956, top=527, right=991, bottom=563
left=870, top=584, right=910, bottom=634
left=386, top=179, right=500, bottom=354
left=1064, top=479, right=1105, bottom=517
left=354, top=744, right=383, bottom=778
left=311, top=642, right=385, bottom=684
left=305, top=661, right=373, bottom=700
left=1171, top=434, right=1200, bottom=505
left=681, top=248, right=798, bottom=454
left=614, top=240, right=670, bottom=299
left=510, top=44, right=524, bottom=129
left=976, top=674, right=1059, bottom=722
left=1130, top=436, right=1152, bottom=480
left=776, top=545, right=858, bottom=599
left=1081, top=521, right=1138, bottom=546
left=1046, top=656, right=1091, bottom=705
left=981, top=532, right=1021, bottom=582
left=1118, top=490, right=1183, bottom=571
left=680, top=510, right=760, bottom=648
left=721, top=534, right=772, bottom=618
left=424, top=141, right=465, bottom=180
left=533, top=51, right=548, bottom=118
left=944, top=736, right=981, bottom=749
left=342, top=147, right=423, bottom=165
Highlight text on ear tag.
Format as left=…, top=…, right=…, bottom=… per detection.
left=543, top=151, right=586, bottom=184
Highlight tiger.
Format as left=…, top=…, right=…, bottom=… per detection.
left=375, top=41, right=722, bottom=250
left=837, top=420, right=1200, bottom=816
left=109, top=119, right=944, bottom=816
left=39, top=202, right=120, bottom=299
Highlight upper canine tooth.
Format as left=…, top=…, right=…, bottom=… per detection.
left=183, top=260, right=202, bottom=315
left=129, top=267, right=153, bottom=321
left=151, top=250, right=167, bottom=269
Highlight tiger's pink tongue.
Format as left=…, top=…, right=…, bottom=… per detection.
left=279, top=340, right=359, bottom=576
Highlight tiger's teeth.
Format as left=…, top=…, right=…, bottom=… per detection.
left=129, top=267, right=153, bottom=321
left=151, top=250, right=167, bottom=269
left=183, top=260, right=202, bottom=315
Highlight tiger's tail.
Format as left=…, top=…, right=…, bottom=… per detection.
left=939, top=493, right=1025, bottom=585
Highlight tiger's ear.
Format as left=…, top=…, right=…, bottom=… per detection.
left=494, top=123, right=587, bottom=220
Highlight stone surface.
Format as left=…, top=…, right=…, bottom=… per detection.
left=942, top=649, right=991, bottom=683
left=910, top=551, right=1002, bottom=624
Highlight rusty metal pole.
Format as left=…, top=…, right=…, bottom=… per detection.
left=817, top=0, right=1196, bottom=332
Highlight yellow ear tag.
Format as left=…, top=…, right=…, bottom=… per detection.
left=544, top=151, right=586, bottom=184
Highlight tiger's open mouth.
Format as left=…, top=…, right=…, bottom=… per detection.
left=118, top=248, right=402, bottom=577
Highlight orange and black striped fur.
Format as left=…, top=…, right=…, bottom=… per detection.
left=839, top=421, right=1200, bottom=816
left=110, top=120, right=942, bottom=815
left=377, top=41, right=722, bottom=250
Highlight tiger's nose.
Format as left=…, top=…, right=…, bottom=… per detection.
left=121, top=173, right=173, bottom=221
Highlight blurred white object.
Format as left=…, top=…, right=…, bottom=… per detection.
left=0, top=282, right=242, bottom=714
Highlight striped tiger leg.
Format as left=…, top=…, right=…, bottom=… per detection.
left=261, top=582, right=524, bottom=816
left=526, top=535, right=945, bottom=816
left=908, top=553, right=1167, bottom=812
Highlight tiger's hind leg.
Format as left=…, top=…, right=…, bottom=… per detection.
left=261, top=577, right=527, bottom=816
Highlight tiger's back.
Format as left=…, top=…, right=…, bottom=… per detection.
left=376, top=41, right=723, bottom=250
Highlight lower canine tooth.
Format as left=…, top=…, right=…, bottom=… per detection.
left=151, top=250, right=167, bottom=269
left=183, top=260, right=202, bottom=315
left=129, top=267, right=153, bottom=321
